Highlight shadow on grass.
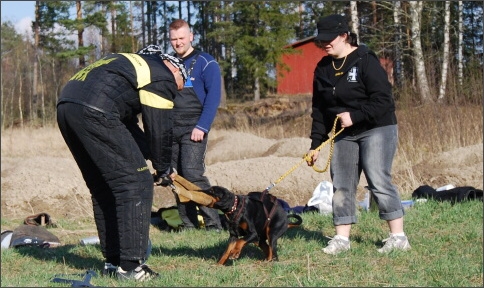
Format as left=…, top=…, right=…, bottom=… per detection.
left=283, top=220, right=366, bottom=246
left=11, top=214, right=367, bottom=271
left=284, top=225, right=324, bottom=242
left=13, top=244, right=103, bottom=271
left=11, top=228, right=366, bottom=272
left=151, top=221, right=354, bottom=265
left=152, top=237, right=267, bottom=265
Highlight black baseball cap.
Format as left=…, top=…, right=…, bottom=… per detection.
left=315, top=14, right=349, bottom=42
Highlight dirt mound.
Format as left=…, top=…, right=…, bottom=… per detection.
left=1, top=97, right=482, bottom=220
left=213, top=95, right=313, bottom=138
left=410, top=144, right=483, bottom=190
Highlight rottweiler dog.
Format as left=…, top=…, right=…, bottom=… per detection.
left=203, top=186, right=302, bottom=265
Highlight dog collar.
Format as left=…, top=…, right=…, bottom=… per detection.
left=226, top=196, right=239, bottom=214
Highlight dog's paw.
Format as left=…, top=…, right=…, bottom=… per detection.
left=228, top=252, right=241, bottom=260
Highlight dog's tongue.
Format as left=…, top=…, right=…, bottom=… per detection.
left=171, top=175, right=216, bottom=206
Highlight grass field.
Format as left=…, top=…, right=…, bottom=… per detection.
left=1, top=98, right=482, bottom=287
left=1, top=199, right=482, bottom=287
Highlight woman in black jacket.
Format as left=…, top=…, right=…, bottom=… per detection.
left=306, top=14, right=410, bottom=255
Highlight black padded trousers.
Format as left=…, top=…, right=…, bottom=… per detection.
left=57, top=103, right=153, bottom=262
left=171, top=125, right=222, bottom=229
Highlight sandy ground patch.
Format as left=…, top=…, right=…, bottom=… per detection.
left=1, top=126, right=482, bottom=221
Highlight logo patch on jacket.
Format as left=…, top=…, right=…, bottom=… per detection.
left=184, top=77, right=194, bottom=88
left=347, top=67, right=358, bottom=83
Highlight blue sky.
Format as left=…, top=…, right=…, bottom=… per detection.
left=1, top=1, right=36, bottom=34
left=1, top=1, right=35, bottom=22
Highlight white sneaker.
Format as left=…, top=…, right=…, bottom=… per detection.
left=322, top=236, right=350, bottom=255
left=377, top=234, right=411, bottom=253
left=116, top=264, right=159, bottom=282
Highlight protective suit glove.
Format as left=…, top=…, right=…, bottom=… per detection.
left=153, top=172, right=173, bottom=187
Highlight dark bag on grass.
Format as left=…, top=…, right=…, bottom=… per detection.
left=412, top=185, right=483, bottom=204
left=10, top=225, right=60, bottom=248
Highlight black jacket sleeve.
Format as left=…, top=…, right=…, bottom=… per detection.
left=124, top=115, right=151, bottom=160
left=310, top=57, right=332, bottom=150
left=140, top=80, right=177, bottom=177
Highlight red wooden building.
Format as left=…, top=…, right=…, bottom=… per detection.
left=277, top=36, right=394, bottom=95
left=277, top=36, right=327, bottom=95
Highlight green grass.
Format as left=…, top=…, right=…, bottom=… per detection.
left=1, top=200, right=482, bottom=287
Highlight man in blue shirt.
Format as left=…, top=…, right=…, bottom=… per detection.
left=168, top=19, right=223, bottom=231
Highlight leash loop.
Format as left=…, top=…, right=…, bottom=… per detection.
left=305, top=116, right=344, bottom=173
left=266, top=116, right=344, bottom=191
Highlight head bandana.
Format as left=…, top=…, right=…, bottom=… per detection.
left=137, top=45, right=187, bottom=83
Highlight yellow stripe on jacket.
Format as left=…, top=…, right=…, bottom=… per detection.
left=139, top=90, right=174, bottom=109
left=119, top=53, right=151, bottom=88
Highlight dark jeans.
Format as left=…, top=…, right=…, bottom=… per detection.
left=57, top=103, right=152, bottom=262
left=171, top=125, right=222, bottom=229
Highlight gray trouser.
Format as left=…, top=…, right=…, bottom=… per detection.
left=331, top=125, right=404, bottom=225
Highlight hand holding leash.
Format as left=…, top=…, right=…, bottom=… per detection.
left=266, top=116, right=345, bottom=192
left=154, top=175, right=173, bottom=186
left=153, top=170, right=177, bottom=186
left=305, top=150, right=319, bottom=167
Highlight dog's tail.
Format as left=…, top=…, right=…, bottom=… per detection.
left=287, top=214, right=303, bottom=228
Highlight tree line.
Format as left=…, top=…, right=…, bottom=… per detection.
left=1, top=1, right=482, bottom=129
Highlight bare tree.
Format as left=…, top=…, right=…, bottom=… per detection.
left=146, top=1, right=151, bottom=45
left=254, top=15, right=261, bottom=102
left=110, top=1, right=117, bottom=52
left=76, top=1, right=85, bottom=67
left=218, top=1, right=231, bottom=109
left=409, top=1, right=432, bottom=102
left=39, top=53, right=45, bottom=126
left=254, top=72, right=260, bottom=101
left=350, top=1, right=359, bottom=44
left=32, top=1, right=40, bottom=123
left=18, top=59, right=23, bottom=128
left=438, top=1, right=451, bottom=102
left=187, top=1, right=192, bottom=25
left=141, top=1, right=145, bottom=47
left=101, top=2, right=108, bottom=55
left=1, top=60, right=4, bottom=130
left=152, top=1, right=158, bottom=45
left=130, top=1, right=135, bottom=52
left=457, top=1, right=464, bottom=86
left=9, top=67, right=16, bottom=128
left=393, top=1, right=404, bottom=87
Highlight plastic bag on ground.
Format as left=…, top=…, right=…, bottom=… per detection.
left=307, top=181, right=333, bottom=215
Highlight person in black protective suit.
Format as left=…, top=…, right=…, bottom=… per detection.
left=56, top=52, right=187, bottom=282
left=167, top=19, right=223, bottom=231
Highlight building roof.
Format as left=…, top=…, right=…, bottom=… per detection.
left=284, top=36, right=316, bottom=49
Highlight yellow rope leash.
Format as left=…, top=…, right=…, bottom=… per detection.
left=264, top=116, right=344, bottom=191
left=306, top=116, right=345, bottom=173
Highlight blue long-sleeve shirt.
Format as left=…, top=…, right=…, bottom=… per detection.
left=181, top=49, right=221, bottom=133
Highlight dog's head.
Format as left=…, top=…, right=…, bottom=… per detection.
left=203, top=186, right=236, bottom=212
